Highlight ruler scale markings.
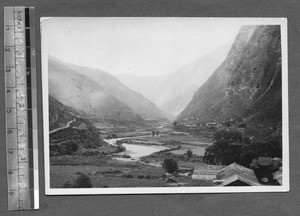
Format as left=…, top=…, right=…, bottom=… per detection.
left=5, top=10, right=18, bottom=210
left=15, top=7, right=23, bottom=210
left=5, top=7, right=38, bottom=211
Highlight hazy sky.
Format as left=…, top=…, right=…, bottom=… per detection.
left=42, top=18, right=243, bottom=76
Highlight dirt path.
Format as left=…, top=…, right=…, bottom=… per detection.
left=49, top=119, right=75, bottom=134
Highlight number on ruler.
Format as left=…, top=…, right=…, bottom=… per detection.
left=16, top=11, right=22, bottom=30
left=16, top=11, right=22, bottom=21
left=8, top=170, right=14, bottom=175
left=6, top=68, right=11, bottom=72
left=18, top=103, right=25, bottom=109
left=7, top=129, right=13, bottom=134
left=6, top=89, right=12, bottom=93
left=7, top=109, right=12, bottom=113
left=8, top=191, right=14, bottom=196
left=5, top=47, right=11, bottom=52
left=4, top=26, right=11, bottom=31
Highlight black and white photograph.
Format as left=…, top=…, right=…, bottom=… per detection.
left=41, top=18, right=288, bottom=194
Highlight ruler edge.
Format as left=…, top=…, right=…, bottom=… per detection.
left=4, top=6, right=39, bottom=211
left=28, top=7, right=39, bottom=210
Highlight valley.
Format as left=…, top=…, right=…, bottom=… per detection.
left=49, top=24, right=283, bottom=188
left=50, top=120, right=214, bottom=188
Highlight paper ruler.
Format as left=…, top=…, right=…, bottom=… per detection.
left=4, top=7, right=39, bottom=210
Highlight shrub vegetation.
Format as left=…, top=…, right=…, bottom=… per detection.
left=162, top=158, right=178, bottom=173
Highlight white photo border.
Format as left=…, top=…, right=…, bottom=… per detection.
left=41, top=17, right=289, bottom=195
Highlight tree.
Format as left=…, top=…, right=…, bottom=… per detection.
left=162, top=158, right=178, bottom=173
left=173, top=121, right=178, bottom=130
left=156, top=131, right=160, bottom=136
left=50, top=141, right=78, bottom=156
left=73, top=172, right=93, bottom=188
left=116, top=145, right=125, bottom=153
left=152, top=131, right=155, bottom=137
left=226, top=121, right=230, bottom=127
left=186, top=149, right=193, bottom=158
left=214, top=130, right=243, bottom=143
left=203, top=129, right=282, bottom=166
left=63, top=172, right=92, bottom=188
left=203, top=130, right=243, bottom=165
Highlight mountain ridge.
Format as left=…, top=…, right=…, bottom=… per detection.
left=49, top=57, right=168, bottom=127
left=50, top=56, right=173, bottom=121
left=178, top=25, right=282, bottom=137
left=117, top=45, right=231, bottom=116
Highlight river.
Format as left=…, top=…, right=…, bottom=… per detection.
left=104, top=137, right=169, bottom=162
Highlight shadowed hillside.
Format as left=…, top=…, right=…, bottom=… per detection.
left=53, top=57, right=173, bottom=122
left=49, top=57, right=172, bottom=127
left=178, top=25, right=282, bottom=138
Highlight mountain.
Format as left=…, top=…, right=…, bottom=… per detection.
left=116, top=73, right=169, bottom=104
left=117, top=45, right=231, bottom=117
left=49, top=96, right=110, bottom=156
left=50, top=57, right=172, bottom=122
left=178, top=25, right=282, bottom=135
left=49, top=57, right=156, bottom=127
left=49, top=95, right=80, bottom=131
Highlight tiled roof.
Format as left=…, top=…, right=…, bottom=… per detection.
left=217, top=162, right=260, bottom=186
left=193, top=165, right=224, bottom=175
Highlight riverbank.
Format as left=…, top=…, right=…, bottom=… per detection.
left=50, top=126, right=214, bottom=188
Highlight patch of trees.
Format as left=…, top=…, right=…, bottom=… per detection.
left=63, top=172, right=92, bottom=188
left=173, top=121, right=178, bottom=130
left=116, top=145, right=126, bottom=153
left=162, top=158, right=178, bottom=173
left=203, top=130, right=282, bottom=167
left=106, top=134, right=117, bottom=139
left=174, top=124, right=215, bottom=138
left=185, top=149, right=193, bottom=158
left=50, top=141, right=79, bottom=156
left=50, top=127, right=104, bottom=151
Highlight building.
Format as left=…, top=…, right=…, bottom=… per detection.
left=193, top=163, right=261, bottom=186
left=206, top=122, right=218, bottom=128
left=273, top=167, right=282, bottom=185
left=192, top=165, right=224, bottom=181
left=251, top=157, right=282, bottom=184
left=216, top=162, right=261, bottom=186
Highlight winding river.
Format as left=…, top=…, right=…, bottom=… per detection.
left=104, top=137, right=169, bottom=162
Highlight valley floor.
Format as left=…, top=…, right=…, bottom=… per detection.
left=50, top=126, right=215, bottom=188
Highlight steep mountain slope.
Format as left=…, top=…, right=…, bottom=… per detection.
left=49, top=58, right=148, bottom=127
left=117, top=45, right=231, bottom=116
left=59, top=58, right=172, bottom=121
left=49, top=95, right=79, bottom=131
left=178, top=25, right=282, bottom=133
left=49, top=96, right=111, bottom=156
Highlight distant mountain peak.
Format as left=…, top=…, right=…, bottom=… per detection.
left=117, top=44, right=231, bottom=117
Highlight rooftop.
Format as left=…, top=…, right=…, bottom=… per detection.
left=217, top=162, right=260, bottom=186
